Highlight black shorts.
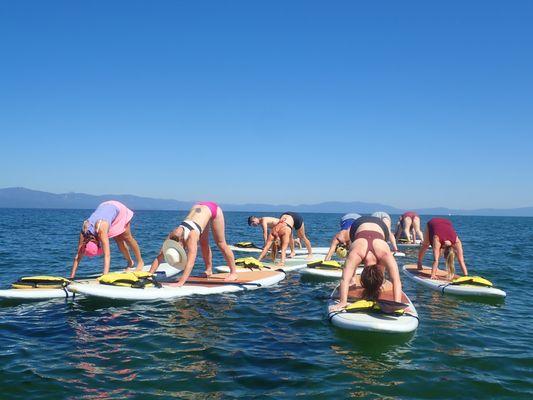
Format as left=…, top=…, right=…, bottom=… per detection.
left=281, top=212, right=304, bottom=230
left=349, top=216, right=389, bottom=242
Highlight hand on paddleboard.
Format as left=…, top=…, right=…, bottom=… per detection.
left=329, top=302, right=346, bottom=313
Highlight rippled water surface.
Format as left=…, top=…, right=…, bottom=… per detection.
left=0, top=209, right=532, bottom=399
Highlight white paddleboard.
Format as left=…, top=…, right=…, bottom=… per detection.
left=229, top=244, right=330, bottom=255
left=397, top=239, right=422, bottom=249
left=402, top=264, right=506, bottom=298
left=68, top=270, right=285, bottom=301
left=327, top=278, right=419, bottom=333
left=300, top=266, right=363, bottom=281
left=0, top=263, right=181, bottom=301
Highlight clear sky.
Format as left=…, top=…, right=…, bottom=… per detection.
left=1, top=1, right=532, bottom=209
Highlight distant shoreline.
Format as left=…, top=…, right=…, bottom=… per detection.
left=0, top=207, right=531, bottom=218
left=1, top=187, right=532, bottom=217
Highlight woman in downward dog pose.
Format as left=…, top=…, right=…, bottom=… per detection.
left=324, top=213, right=361, bottom=261
left=70, top=201, right=143, bottom=278
left=150, top=202, right=238, bottom=285
left=248, top=215, right=303, bottom=249
left=395, top=211, right=424, bottom=243
left=257, top=212, right=313, bottom=266
left=329, top=216, right=402, bottom=312
left=417, top=217, right=468, bottom=279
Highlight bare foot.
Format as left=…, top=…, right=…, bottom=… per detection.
left=276, top=262, right=285, bottom=267
left=289, top=252, right=296, bottom=258
left=329, top=302, right=347, bottom=313
left=167, top=279, right=186, bottom=287
left=306, top=254, right=313, bottom=260
left=430, top=274, right=437, bottom=280
left=204, top=268, right=213, bottom=277
left=135, top=261, right=145, bottom=272
left=224, top=273, right=238, bottom=282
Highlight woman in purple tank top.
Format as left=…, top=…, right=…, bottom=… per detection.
left=70, top=201, right=143, bottom=278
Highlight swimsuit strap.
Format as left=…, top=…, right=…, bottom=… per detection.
left=354, top=230, right=385, bottom=258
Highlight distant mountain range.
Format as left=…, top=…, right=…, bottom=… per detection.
left=1, top=187, right=532, bottom=217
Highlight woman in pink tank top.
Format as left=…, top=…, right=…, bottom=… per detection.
left=70, top=201, right=143, bottom=278
left=417, top=218, right=468, bottom=279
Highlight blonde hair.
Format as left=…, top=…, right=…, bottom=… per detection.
left=445, top=247, right=455, bottom=279
left=271, top=240, right=279, bottom=262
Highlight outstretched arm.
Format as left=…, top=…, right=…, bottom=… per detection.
left=330, top=245, right=362, bottom=311
left=261, top=219, right=269, bottom=245
left=176, top=237, right=198, bottom=286
left=100, top=233, right=111, bottom=275
left=383, top=253, right=402, bottom=303
left=324, top=234, right=340, bottom=261
left=388, top=227, right=399, bottom=252
left=70, top=233, right=85, bottom=279
left=258, top=234, right=275, bottom=261
left=430, top=241, right=441, bottom=279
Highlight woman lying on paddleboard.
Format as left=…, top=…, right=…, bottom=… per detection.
left=417, top=217, right=468, bottom=280
left=257, top=212, right=313, bottom=266
left=395, top=211, right=424, bottom=244
left=150, top=202, right=238, bottom=285
left=329, top=216, right=402, bottom=312
left=324, top=213, right=361, bottom=261
left=70, top=201, right=143, bottom=278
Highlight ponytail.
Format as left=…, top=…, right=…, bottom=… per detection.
left=360, top=265, right=384, bottom=300
left=445, top=247, right=455, bottom=279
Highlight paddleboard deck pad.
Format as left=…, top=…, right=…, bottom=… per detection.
left=214, top=255, right=321, bottom=273
left=402, top=264, right=506, bottom=298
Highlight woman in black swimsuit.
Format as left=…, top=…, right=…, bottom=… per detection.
left=329, top=216, right=403, bottom=312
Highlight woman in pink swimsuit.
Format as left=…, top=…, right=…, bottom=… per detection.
left=329, top=216, right=402, bottom=312
left=395, top=211, right=424, bottom=244
left=150, top=202, right=238, bottom=285
left=70, top=201, right=143, bottom=278
left=417, top=217, right=468, bottom=279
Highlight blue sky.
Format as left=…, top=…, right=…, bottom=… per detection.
left=1, top=1, right=532, bottom=209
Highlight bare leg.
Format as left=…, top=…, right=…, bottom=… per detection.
left=413, top=217, right=424, bottom=242
left=200, top=227, right=213, bottom=276
left=114, top=237, right=134, bottom=270
left=288, top=235, right=295, bottom=258
left=121, top=224, right=144, bottom=271
left=211, top=208, right=238, bottom=281
left=297, top=223, right=313, bottom=258
left=403, top=217, right=413, bottom=243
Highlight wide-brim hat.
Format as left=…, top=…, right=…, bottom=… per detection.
left=162, top=239, right=188, bottom=270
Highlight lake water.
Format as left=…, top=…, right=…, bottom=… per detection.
left=0, top=209, right=531, bottom=399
